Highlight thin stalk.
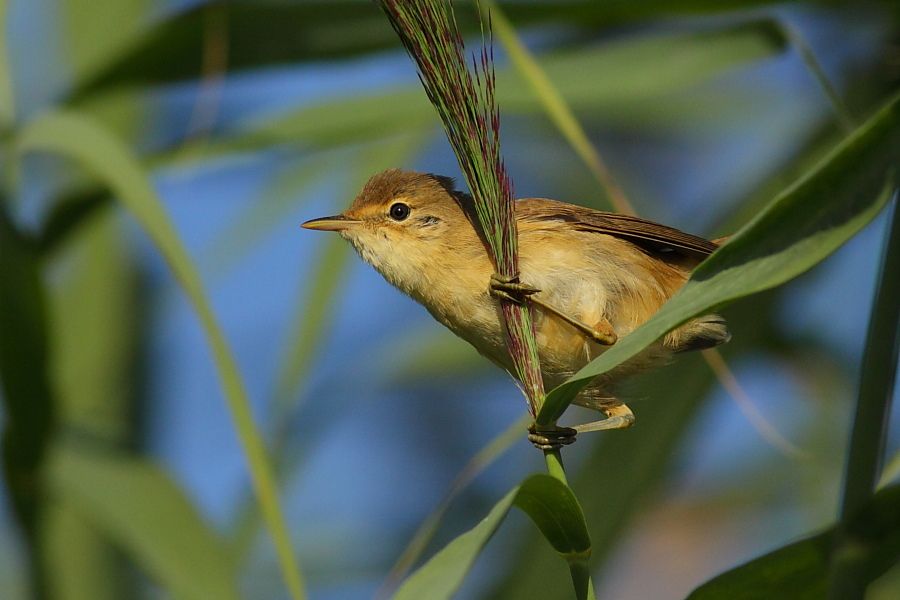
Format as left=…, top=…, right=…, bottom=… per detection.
left=828, top=197, right=900, bottom=600
left=481, top=0, right=634, bottom=216
left=780, top=22, right=856, bottom=132
left=377, top=415, right=528, bottom=599
left=544, top=449, right=597, bottom=600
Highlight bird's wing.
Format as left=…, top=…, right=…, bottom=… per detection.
left=516, top=197, right=719, bottom=261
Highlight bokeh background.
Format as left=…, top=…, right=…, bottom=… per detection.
left=1, top=1, right=899, bottom=599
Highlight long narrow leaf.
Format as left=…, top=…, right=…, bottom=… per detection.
left=829, top=196, right=900, bottom=598
left=538, top=94, right=900, bottom=426
left=393, top=474, right=590, bottom=600
left=46, top=442, right=239, bottom=600
left=16, top=110, right=307, bottom=600
left=689, top=483, right=900, bottom=599
left=378, top=414, right=528, bottom=598
left=68, top=0, right=789, bottom=100
left=172, top=24, right=785, bottom=167
left=0, top=0, right=12, bottom=126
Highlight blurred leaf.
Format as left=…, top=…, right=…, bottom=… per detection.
left=0, top=204, right=54, bottom=594
left=538, top=94, right=900, bottom=425
left=394, top=474, right=590, bottom=600
left=0, top=0, right=12, bottom=126
left=156, top=21, right=785, bottom=162
left=16, top=110, right=307, bottom=600
left=232, top=132, right=426, bottom=560
left=69, top=0, right=788, bottom=100
left=38, top=187, right=111, bottom=255
left=59, top=0, right=150, bottom=93
left=40, top=501, right=125, bottom=600
left=40, top=209, right=142, bottom=599
left=689, top=484, right=900, bottom=599
left=830, top=197, right=900, bottom=598
left=46, top=442, right=238, bottom=600
left=205, top=152, right=339, bottom=276
left=379, top=327, right=490, bottom=384
left=379, top=415, right=528, bottom=598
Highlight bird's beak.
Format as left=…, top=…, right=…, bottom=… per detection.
left=301, top=215, right=361, bottom=232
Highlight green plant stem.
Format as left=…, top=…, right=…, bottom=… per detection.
left=829, top=196, right=900, bottom=600
left=543, top=448, right=597, bottom=600
left=543, top=448, right=568, bottom=484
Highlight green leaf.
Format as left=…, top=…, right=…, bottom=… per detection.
left=394, top=474, right=590, bottom=600
left=68, top=0, right=788, bottom=100
left=147, top=21, right=784, bottom=164
left=59, top=0, right=150, bottom=95
left=46, top=442, right=239, bottom=600
left=16, top=110, right=307, bottom=600
left=829, top=197, right=900, bottom=598
left=379, top=415, right=528, bottom=596
left=0, top=0, right=13, bottom=126
left=0, top=205, right=54, bottom=538
left=40, top=208, right=143, bottom=599
left=538, top=94, right=900, bottom=426
left=688, top=484, right=900, bottom=599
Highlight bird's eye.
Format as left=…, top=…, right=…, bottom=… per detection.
left=389, top=202, right=410, bottom=221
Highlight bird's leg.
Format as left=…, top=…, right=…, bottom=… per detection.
left=528, top=424, right=577, bottom=450
left=529, top=298, right=617, bottom=346
left=489, top=274, right=617, bottom=346
left=572, top=403, right=635, bottom=434
left=528, top=404, right=634, bottom=450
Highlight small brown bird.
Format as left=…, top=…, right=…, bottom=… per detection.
left=303, top=169, right=729, bottom=442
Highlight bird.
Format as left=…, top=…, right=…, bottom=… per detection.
left=302, top=169, right=730, bottom=446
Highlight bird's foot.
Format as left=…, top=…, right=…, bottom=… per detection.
left=489, top=273, right=540, bottom=305
left=572, top=404, right=635, bottom=434
left=528, top=424, right=577, bottom=450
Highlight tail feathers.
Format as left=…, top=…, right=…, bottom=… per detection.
left=668, top=314, right=731, bottom=353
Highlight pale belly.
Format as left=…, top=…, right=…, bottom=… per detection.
left=434, top=266, right=672, bottom=402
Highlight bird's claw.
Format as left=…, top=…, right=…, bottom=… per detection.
left=528, top=424, right=577, bottom=450
left=490, top=273, right=540, bottom=305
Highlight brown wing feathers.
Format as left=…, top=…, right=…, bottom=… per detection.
left=516, top=198, right=719, bottom=261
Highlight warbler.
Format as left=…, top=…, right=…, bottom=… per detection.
left=303, top=169, right=729, bottom=445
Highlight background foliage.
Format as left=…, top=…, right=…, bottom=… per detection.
left=1, top=1, right=899, bottom=599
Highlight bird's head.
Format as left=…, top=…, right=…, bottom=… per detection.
left=302, top=169, right=481, bottom=291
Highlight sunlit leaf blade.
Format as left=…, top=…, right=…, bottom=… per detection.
left=689, top=484, right=900, bottom=599
left=538, top=93, right=900, bottom=426
left=16, top=110, right=307, bottom=600
left=394, top=474, right=590, bottom=600
left=46, top=442, right=239, bottom=600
